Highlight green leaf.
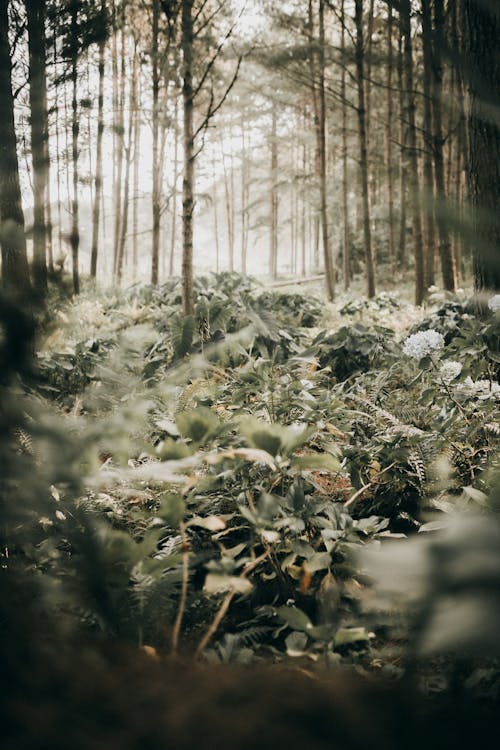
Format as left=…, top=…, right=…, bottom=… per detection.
left=171, top=313, right=195, bottom=358
left=275, top=605, right=313, bottom=632
left=176, top=406, right=220, bottom=445
left=334, top=627, right=371, bottom=647
left=158, top=493, right=186, bottom=527
left=238, top=418, right=311, bottom=458
left=291, top=453, right=341, bottom=472
left=156, top=437, right=193, bottom=460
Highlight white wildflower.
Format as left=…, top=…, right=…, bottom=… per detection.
left=402, top=330, right=445, bottom=359
left=439, top=360, right=462, bottom=383
left=487, top=295, right=500, bottom=313
left=456, top=377, right=500, bottom=398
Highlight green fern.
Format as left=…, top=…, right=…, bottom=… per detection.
left=171, top=313, right=195, bottom=359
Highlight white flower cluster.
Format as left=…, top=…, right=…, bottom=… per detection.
left=456, top=377, right=500, bottom=398
left=402, top=330, right=445, bottom=359
left=439, top=360, right=462, bottom=383
left=488, top=295, right=500, bottom=313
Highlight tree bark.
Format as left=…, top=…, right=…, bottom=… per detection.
left=90, top=0, right=106, bottom=279
left=433, top=0, right=457, bottom=292
left=400, top=0, right=425, bottom=304
left=341, top=0, right=350, bottom=290
left=181, top=0, right=195, bottom=315
left=151, top=0, right=161, bottom=285
left=116, top=42, right=137, bottom=280
left=169, top=94, right=179, bottom=277
left=318, top=0, right=335, bottom=300
left=113, top=22, right=126, bottom=277
left=269, top=101, right=278, bottom=279
left=385, top=1, right=396, bottom=269
left=463, top=0, right=500, bottom=291
left=0, top=0, right=31, bottom=300
left=70, top=0, right=80, bottom=295
left=421, top=0, right=436, bottom=289
left=354, top=0, right=376, bottom=298
left=397, top=24, right=407, bottom=269
left=26, top=0, right=48, bottom=297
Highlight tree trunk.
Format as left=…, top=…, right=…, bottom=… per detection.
left=341, top=0, right=350, bottom=290
left=132, top=72, right=141, bottom=279
left=463, top=0, right=500, bottom=291
left=169, top=95, right=179, bottom=277
left=70, top=0, right=80, bottom=295
left=26, top=0, right=48, bottom=297
left=90, top=0, right=106, bottom=279
left=53, top=23, right=63, bottom=261
left=307, top=0, right=321, bottom=273
left=221, top=132, right=234, bottom=272
left=318, top=0, right=335, bottom=300
left=212, top=152, right=220, bottom=274
left=240, top=115, right=249, bottom=275
left=116, top=42, right=137, bottom=281
left=433, top=0, right=457, bottom=292
left=385, top=1, right=396, bottom=269
left=113, top=22, right=126, bottom=277
left=421, top=0, right=436, bottom=289
left=0, top=0, right=31, bottom=299
left=354, top=0, right=376, bottom=298
left=151, top=0, right=161, bottom=285
left=397, top=24, right=407, bottom=269
left=400, top=0, right=425, bottom=305
left=181, top=0, right=195, bottom=315
left=269, top=101, right=278, bottom=279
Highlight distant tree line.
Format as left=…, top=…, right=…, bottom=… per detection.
left=0, top=0, right=498, bottom=311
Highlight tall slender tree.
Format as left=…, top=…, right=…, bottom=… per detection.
left=400, top=0, right=425, bottom=304
left=354, top=0, right=376, bottom=298
left=0, top=0, right=31, bottom=300
left=432, top=0, right=457, bottom=292
left=90, top=0, right=107, bottom=278
left=26, top=0, right=49, bottom=297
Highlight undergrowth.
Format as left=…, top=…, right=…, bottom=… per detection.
left=4, top=273, right=500, bottom=685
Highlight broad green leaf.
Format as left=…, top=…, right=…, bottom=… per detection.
left=176, top=407, right=220, bottom=445
left=275, top=605, right=313, bottom=632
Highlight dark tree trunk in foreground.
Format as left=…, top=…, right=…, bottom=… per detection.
left=69, top=1, right=80, bottom=294
left=181, top=0, right=195, bottom=315
left=26, top=0, right=48, bottom=297
left=0, top=0, right=31, bottom=300
left=151, top=0, right=161, bottom=285
left=421, top=0, right=436, bottom=289
left=463, top=0, right=500, bottom=292
left=354, top=0, right=376, bottom=298
left=400, top=0, right=425, bottom=304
